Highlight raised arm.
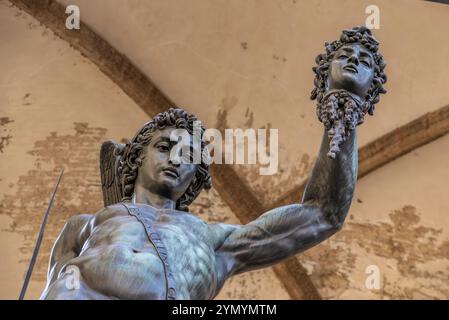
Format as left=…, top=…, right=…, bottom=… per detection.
left=301, top=127, right=358, bottom=228
left=214, top=129, right=358, bottom=277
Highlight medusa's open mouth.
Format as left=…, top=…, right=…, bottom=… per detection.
left=343, top=64, right=358, bottom=74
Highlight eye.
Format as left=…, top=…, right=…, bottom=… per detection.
left=361, top=60, right=371, bottom=67
left=339, top=54, right=348, bottom=59
left=156, top=143, right=170, bottom=152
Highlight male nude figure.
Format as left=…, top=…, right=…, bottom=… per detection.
left=40, top=26, right=386, bottom=300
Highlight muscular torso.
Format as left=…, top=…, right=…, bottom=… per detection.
left=41, top=203, right=229, bottom=300
left=40, top=130, right=356, bottom=300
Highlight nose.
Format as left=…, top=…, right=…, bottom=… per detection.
left=348, top=54, right=359, bottom=65
left=168, top=155, right=181, bottom=167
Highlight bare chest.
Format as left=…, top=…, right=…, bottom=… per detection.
left=87, top=206, right=222, bottom=299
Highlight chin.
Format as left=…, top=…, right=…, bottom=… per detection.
left=335, top=75, right=363, bottom=93
left=158, top=177, right=180, bottom=189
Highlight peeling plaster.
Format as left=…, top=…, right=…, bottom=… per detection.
left=0, top=117, right=13, bottom=154
left=301, top=205, right=449, bottom=299
left=0, top=123, right=107, bottom=281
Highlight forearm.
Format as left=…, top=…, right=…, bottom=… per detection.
left=301, top=128, right=358, bottom=228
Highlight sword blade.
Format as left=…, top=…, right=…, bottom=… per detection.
left=18, top=168, right=64, bottom=300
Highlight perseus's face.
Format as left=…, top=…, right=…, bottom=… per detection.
left=135, top=127, right=198, bottom=202
left=327, top=43, right=375, bottom=99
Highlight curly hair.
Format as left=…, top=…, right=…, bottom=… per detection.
left=118, top=108, right=212, bottom=211
left=311, top=26, right=387, bottom=115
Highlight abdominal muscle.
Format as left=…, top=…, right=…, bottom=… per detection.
left=43, top=216, right=170, bottom=300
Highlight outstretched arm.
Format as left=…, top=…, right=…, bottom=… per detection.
left=214, top=129, right=357, bottom=277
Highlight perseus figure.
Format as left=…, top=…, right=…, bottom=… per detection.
left=40, top=26, right=386, bottom=300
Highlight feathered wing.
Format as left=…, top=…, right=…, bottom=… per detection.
left=100, top=140, right=124, bottom=207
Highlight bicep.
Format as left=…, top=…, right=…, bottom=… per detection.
left=215, top=204, right=336, bottom=276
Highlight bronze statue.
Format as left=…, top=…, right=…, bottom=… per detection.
left=39, top=26, right=387, bottom=300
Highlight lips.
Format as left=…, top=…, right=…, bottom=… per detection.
left=162, top=167, right=179, bottom=178
left=343, top=64, right=358, bottom=73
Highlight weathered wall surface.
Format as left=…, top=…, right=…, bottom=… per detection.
left=0, top=2, right=289, bottom=300
left=56, top=0, right=449, bottom=206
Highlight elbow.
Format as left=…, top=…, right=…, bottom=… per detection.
left=329, top=220, right=344, bottom=233
left=320, top=207, right=348, bottom=234
left=322, top=200, right=351, bottom=230
left=317, top=220, right=343, bottom=243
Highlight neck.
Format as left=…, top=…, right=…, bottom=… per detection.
left=132, top=184, right=176, bottom=209
left=323, top=89, right=364, bottom=106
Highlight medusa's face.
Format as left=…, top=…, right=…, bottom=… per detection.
left=135, top=127, right=198, bottom=202
left=327, top=43, right=375, bottom=99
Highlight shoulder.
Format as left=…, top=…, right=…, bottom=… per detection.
left=207, top=222, right=240, bottom=250
left=67, top=202, right=148, bottom=226
left=85, top=203, right=129, bottom=227
left=104, top=202, right=129, bottom=215
left=208, top=222, right=239, bottom=235
left=208, top=222, right=242, bottom=284
left=66, top=213, right=92, bottom=224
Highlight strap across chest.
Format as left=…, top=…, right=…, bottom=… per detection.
left=121, top=202, right=177, bottom=300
